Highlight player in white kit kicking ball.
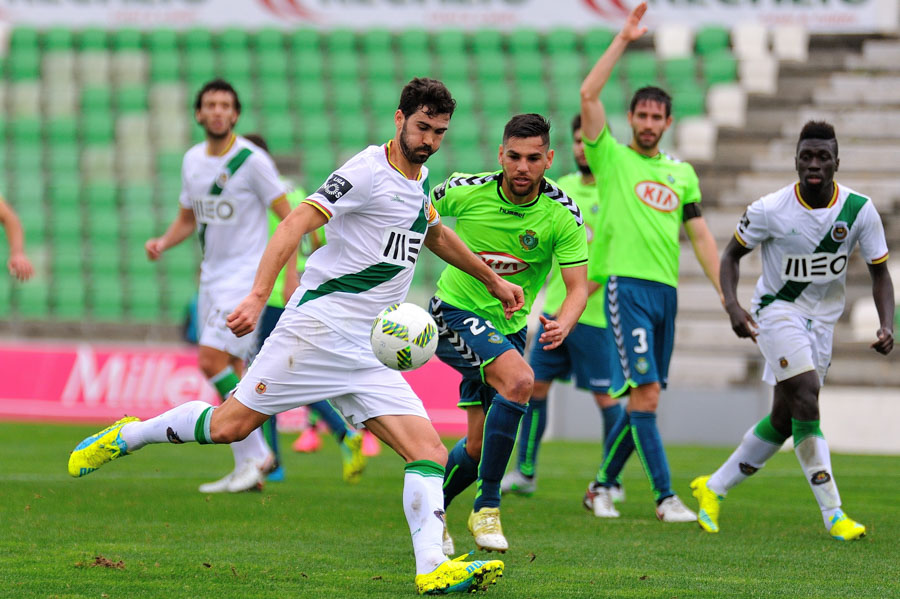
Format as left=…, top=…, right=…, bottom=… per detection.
left=69, top=78, right=521, bottom=594
left=691, top=121, right=894, bottom=541
left=144, top=79, right=295, bottom=493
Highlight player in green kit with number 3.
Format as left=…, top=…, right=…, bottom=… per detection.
left=578, top=3, right=723, bottom=522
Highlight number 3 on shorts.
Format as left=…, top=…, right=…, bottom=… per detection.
left=632, top=327, right=648, bottom=354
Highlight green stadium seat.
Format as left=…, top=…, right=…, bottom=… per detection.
left=160, top=244, right=198, bottom=280
left=116, top=86, right=149, bottom=113
left=702, top=51, right=738, bottom=85
left=81, top=86, right=113, bottom=115
left=329, top=52, right=360, bottom=81
left=331, top=80, right=363, bottom=113
left=51, top=241, right=84, bottom=276
left=10, top=117, right=42, bottom=145
left=16, top=281, right=50, bottom=319
left=448, top=85, right=475, bottom=116
left=516, top=82, right=551, bottom=115
left=663, top=56, right=698, bottom=88
left=183, top=27, right=213, bottom=51
left=512, top=51, right=544, bottom=83
left=261, top=118, right=295, bottom=154
left=120, top=184, right=155, bottom=213
left=471, top=29, right=503, bottom=55
left=236, top=110, right=259, bottom=136
left=257, top=49, right=288, bottom=82
left=90, top=279, right=125, bottom=322
left=473, top=51, right=507, bottom=83
left=478, top=81, right=512, bottom=116
left=364, top=56, right=395, bottom=85
left=583, top=28, right=616, bottom=56
left=672, top=88, right=706, bottom=118
left=362, top=29, right=393, bottom=55
left=623, top=51, right=658, bottom=90
left=150, top=51, right=180, bottom=82
left=259, top=80, right=291, bottom=114
left=80, top=113, right=115, bottom=146
left=122, top=213, right=156, bottom=242
left=53, top=277, right=87, bottom=320
left=112, top=28, right=143, bottom=52
left=219, top=48, right=252, bottom=81
left=448, top=117, right=480, bottom=147
left=508, top=28, right=540, bottom=54
left=292, top=49, right=325, bottom=81
left=397, top=29, right=428, bottom=56
left=290, top=28, right=320, bottom=53
left=695, top=26, right=730, bottom=55
left=156, top=151, right=183, bottom=179
left=77, top=28, right=107, bottom=51
left=545, top=28, right=578, bottom=55
left=48, top=181, right=80, bottom=209
left=303, top=147, right=338, bottom=187
left=335, top=114, right=369, bottom=148
left=435, top=55, right=469, bottom=85
left=128, top=290, right=162, bottom=322
left=369, top=81, right=399, bottom=114
left=400, top=53, right=432, bottom=82
left=43, top=27, right=74, bottom=51
left=147, top=28, right=178, bottom=52
left=185, top=50, right=216, bottom=86
left=84, top=181, right=118, bottom=210
left=11, top=146, right=42, bottom=174
left=45, top=117, right=79, bottom=145
left=87, top=210, right=121, bottom=243
left=47, top=144, right=80, bottom=180
left=218, top=27, right=249, bottom=51
left=254, top=28, right=285, bottom=53
left=10, top=27, right=39, bottom=52
left=434, top=29, right=466, bottom=57
left=8, top=51, right=40, bottom=81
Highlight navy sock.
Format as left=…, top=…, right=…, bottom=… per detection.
left=596, top=409, right=634, bottom=486
left=630, top=411, right=673, bottom=501
left=600, top=403, right=624, bottom=444
left=474, top=397, right=527, bottom=511
left=443, top=437, right=479, bottom=509
left=262, top=415, right=280, bottom=465
left=310, top=400, right=351, bottom=442
left=516, top=397, right=547, bottom=477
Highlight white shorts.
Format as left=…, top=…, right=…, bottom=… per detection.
left=233, top=310, right=429, bottom=428
left=198, top=286, right=260, bottom=361
left=756, top=308, right=833, bottom=386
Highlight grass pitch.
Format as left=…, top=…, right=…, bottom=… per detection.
left=1, top=422, right=898, bottom=598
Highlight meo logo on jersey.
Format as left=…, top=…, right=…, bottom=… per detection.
left=381, top=226, right=424, bottom=267
left=317, top=174, right=353, bottom=204
left=477, top=251, right=529, bottom=277
left=192, top=196, right=236, bottom=225
left=635, top=181, right=680, bottom=212
left=781, top=253, right=848, bottom=283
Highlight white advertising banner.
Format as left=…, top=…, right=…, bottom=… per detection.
left=0, top=0, right=892, bottom=33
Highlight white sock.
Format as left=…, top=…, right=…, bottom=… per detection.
left=794, top=435, right=842, bottom=529
left=120, top=401, right=215, bottom=451
left=230, top=427, right=272, bottom=466
left=403, top=461, right=448, bottom=576
left=707, top=425, right=783, bottom=496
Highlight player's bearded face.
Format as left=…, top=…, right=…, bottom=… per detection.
left=500, top=136, right=553, bottom=200
left=628, top=100, right=671, bottom=152
left=398, top=111, right=449, bottom=165
left=795, top=139, right=838, bottom=193
left=572, top=129, right=591, bottom=176
left=196, top=90, right=239, bottom=140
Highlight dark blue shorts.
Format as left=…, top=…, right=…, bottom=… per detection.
left=605, top=276, right=677, bottom=398
left=428, top=296, right=527, bottom=410
left=528, top=315, right=612, bottom=393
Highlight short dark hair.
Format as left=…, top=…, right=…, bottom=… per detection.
left=398, top=77, right=456, bottom=118
left=797, top=120, right=838, bottom=156
left=503, top=113, right=551, bottom=147
left=242, top=133, right=269, bottom=153
left=571, top=114, right=582, bottom=135
left=194, top=78, right=242, bottom=113
left=630, top=86, right=672, bottom=117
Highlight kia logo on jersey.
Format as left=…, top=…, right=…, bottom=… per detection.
left=635, top=181, right=681, bottom=213
left=477, top=252, right=529, bottom=277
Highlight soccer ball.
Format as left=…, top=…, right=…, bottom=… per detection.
left=370, top=303, right=439, bottom=371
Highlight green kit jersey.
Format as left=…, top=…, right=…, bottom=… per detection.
left=542, top=172, right=606, bottom=328
left=432, top=172, right=588, bottom=335
left=584, top=125, right=700, bottom=288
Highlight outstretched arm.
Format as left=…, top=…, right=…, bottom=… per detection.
left=228, top=203, right=327, bottom=336
left=425, top=222, right=524, bottom=319
left=0, top=199, right=34, bottom=281
left=145, top=207, right=197, bottom=260
left=271, top=196, right=300, bottom=302
left=580, top=1, right=648, bottom=141
left=720, top=237, right=756, bottom=341
left=685, top=215, right=724, bottom=302
left=867, top=261, right=894, bottom=355
left=538, top=265, right=587, bottom=351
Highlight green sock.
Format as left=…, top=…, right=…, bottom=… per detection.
left=210, top=366, right=240, bottom=401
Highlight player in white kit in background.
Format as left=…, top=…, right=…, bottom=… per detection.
left=691, top=121, right=894, bottom=541
left=70, top=78, right=523, bottom=594
left=144, top=79, right=295, bottom=493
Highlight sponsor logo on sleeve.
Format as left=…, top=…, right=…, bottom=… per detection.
left=317, top=174, right=353, bottom=204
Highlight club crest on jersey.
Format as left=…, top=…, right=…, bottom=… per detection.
left=635, top=181, right=680, bottom=212
left=831, top=221, right=849, bottom=242
left=215, top=172, right=229, bottom=189
left=477, top=251, right=529, bottom=277
left=779, top=357, right=789, bottom=369
left=519, top=230, right=539, bottom=251
left=255, top=382, right=267, bottom=394
left=635, top=357, right=649, bottom=374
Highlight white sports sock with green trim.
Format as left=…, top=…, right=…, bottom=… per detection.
left=795, top=434, right=842, bottom=529
left=120, top=401, right=215, bottom=451
left=230, top=427, right=272, bottom=465
left=403, top=460, right=447, bottom=575
left=707, top=425, right=783, bottom=496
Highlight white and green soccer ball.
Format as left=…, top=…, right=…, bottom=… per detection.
left=370, top=303, right=438, bottom=371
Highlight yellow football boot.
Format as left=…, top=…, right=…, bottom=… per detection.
left=467, top=507, right=508, bottom=553
left=67, top=417, right=140, bottom=477
left=690, top=475, right=722, bottom=533
left=414, top=552, right=503, bottom=595
left=340, top=432, right=367, bottom=484
left=829, top=511, right=866, bottom=541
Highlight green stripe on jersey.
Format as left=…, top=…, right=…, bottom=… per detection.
left=297, top=262, right=404, bottom=306
left=405, top=459, right=445, bottom=478
left=209, top=147, right=253, bottom=196
left=758, top=192, right=868, bottom=312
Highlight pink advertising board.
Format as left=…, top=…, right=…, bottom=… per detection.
left=0, top=341, right=466, bottom=436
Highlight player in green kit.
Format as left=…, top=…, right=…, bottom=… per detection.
left=579, top=2, right=723, bottom=522
left=501, top=114, right=623, bottom=499
left=430, top=114, right=588, bottom=553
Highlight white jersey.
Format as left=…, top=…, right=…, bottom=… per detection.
left=286, top=143, right=440, bottom=354
left=179, top=135, right=287, bottom=294
left=735, top=182, right=889, bottom=325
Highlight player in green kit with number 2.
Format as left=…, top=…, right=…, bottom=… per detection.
left=430, top=114, right=588, bottom=554
left=579, top=2, right=723, bottom=523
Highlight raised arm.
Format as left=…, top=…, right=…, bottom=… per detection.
left=424, top=221, right=524, bottom=319
left=538, top=265, right=587, bottom=351
left=0, top=198, right=34, bottom=281
left=145, top=207, right=197, bottom=260
left=228, top=202, right=327, bottom=336
left=867, top=261, right=894, bottom=355
left=720, top=237, right=756, bottom=341
left=580, top=1, right=648, bottom=141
